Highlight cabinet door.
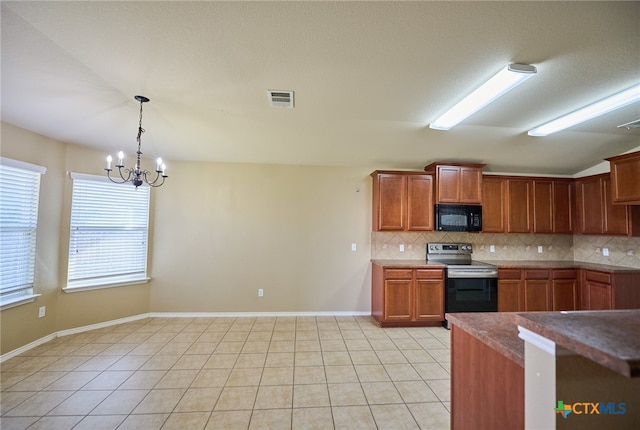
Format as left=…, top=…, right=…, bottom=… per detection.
left=383, top=279, right=413, bottom=321
left=552, top=279, right=578, bottom=311
left=576, top=176, right=604, bottom=234
left=482, top=177, right=506, bottom=233
left=607, top=151, right=640, bottom=204
left=415, top=278, right=444, bottom=321
left=532, top=180, right=553, bottom=233
left=375, top=174, right=406, bottom=231
left=460, top=166, right=482, bottom=203
left=436, top=165, right=462, bottom=203
left=498, top=279, right=522, bottom=312
left=603, top=176, right=630, bottom=235
left=407, top=175, right=433, bottom=231
left=586, top=281, right=612, bottom=310
left=506, top=179, right=532, bottom=233
left=552, top=181, right=573, bottom=234
left=524, top=270, right=550, bottom=311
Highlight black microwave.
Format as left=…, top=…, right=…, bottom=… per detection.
left=434, top=204, right=482, bottom=232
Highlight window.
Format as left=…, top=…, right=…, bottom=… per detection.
left=66, top=173, right=150, bottom=291
left=0, top=157, right=46, bottom=308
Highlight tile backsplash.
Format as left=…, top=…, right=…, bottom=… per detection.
left=371, top=231, right=640, bottom=269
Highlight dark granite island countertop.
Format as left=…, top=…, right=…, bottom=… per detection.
left=448, top=310, right=640, bottom=378
left=446, top=312, right=524, bottom=367
left=516, top=310, right=640, bottom=378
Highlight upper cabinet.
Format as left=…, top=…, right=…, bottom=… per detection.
left=371, top=171, right=433, bottom=231
left=575, top=173, right=640, bottom=236
left=424, top=163, right=484, bottom=204
left=482, top=175, right=573, bottom=234
left=606, top=151, right=640, bottom=204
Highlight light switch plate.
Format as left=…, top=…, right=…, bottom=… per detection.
left=399, top=244, right=404, bottom=252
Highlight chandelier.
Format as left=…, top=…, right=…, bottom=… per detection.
left=105, top=95, right=168, bottom=188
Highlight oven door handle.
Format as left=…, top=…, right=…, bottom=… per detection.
left=447, top=269, right=498, bottom=279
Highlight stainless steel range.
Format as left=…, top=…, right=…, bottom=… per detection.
left=426, top=242, right=498, bottom=328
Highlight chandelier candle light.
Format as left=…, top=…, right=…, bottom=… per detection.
left=105, top=95, right=167, bottom=188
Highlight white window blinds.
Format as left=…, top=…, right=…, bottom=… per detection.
left=67, top=173, right=150, bottom=289
left=0, top=158, right=46, bottom=305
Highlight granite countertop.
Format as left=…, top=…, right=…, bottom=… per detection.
left=517, top=310, right=640, bottom=378
left=448, top=310, right=640, bottom=378
left=480, top=259, right=640, bottom=273
left=372, top=259, right=640, bottom=273
left=371, top=259, right=445, bottom=268
left=445, top=312, right=525, bottom=367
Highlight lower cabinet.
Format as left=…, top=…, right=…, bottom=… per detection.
left=372, top=264, right=444, bottom=327
left=523, top=270, right=550, bottom=311
left=498, top=269, right=522, bottom=312
left=581, top=270, right=613, bottom=310
left=551, top=269, right=578, bottom=311
left=498, top=267, right=578, bottom=312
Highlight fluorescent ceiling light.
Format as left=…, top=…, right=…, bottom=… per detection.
left=429, top=63, right=537, bottom=131
left=528, top=84, right=640, bottom=136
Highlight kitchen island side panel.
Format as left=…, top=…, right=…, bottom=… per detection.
left=451, top=325, right=524, bottom=430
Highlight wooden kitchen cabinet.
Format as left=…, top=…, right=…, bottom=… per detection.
left=499, top=267, right=576, bottom=312
left=371, top=171, right=433, bottom=231
left=532, top=180, right=553, bottom=233
left=424, top=162, right=484, bottom=204
left=579, top=268, right=640, bottom=310
left=552, top=180, right=574, bottom=234
left=607, top=150, right=640, bottom=204
left=523, top=270, right=550, bottom=311
left=482, top=176, right=506, bottom=233
left=497, top=269, right=523, bottom=312
left=581, top=270, right=613, bottom=310
left=372, top=264, right=444, bottom=327
left=506, top=178, right=532, bottom=233
left=551, top=269, right=578, bottom=311
left=575, top=173, right=640, bottom=236
left=415, top=269, right=446, bottom=321
left=483, top=175, right=573, bottom=234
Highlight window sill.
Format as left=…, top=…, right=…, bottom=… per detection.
left=63, top=278, right=150, bottom=293
left=0, top=294, right=42, bottom=311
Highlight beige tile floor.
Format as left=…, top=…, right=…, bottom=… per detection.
left=1, top=316, right=451, bottom=429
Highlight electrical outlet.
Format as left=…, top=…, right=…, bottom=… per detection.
left=258, top=289, right=264, bottom=297
left=38, top=306, right=46, bottom=318
left=490, top=245, right=495, bottom=253
left=351, top=243, right=357, bottom=251
left=399, top=244, right=405, bottom=252
left=603, top=248, right=609, bottom=256
left=538, top=246, right=543, bottom=253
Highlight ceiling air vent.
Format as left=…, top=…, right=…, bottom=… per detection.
left=267, top=90, right=294, bottom=108
left=617, top=119, right=640, bottom=129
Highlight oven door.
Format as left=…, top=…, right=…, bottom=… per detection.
left=445, top=276, right=498, bottom=313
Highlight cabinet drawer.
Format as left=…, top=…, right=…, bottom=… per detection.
left=525, top=269, right=550, bottom=279
left=384, top=269, right=413, bottom=280
left=499, top=269, right=522, bottom=280
left=585, top=270, right=611, bottom=284
left=416, top=269, right=444, bottom=280
left=552, top=269, right=577, bottom=279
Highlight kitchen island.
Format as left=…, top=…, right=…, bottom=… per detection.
left=447, top=310, right=640, bottom=430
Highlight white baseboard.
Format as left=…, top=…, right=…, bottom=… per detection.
left=1, top=310, right=371, bottom=362
left=149, top=311, right=371, bottom=318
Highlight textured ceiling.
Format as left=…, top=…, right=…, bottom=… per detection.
left=2, top=1, right=639, bottom=175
